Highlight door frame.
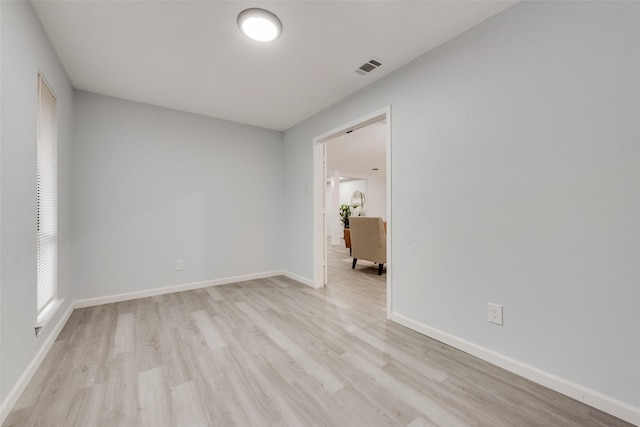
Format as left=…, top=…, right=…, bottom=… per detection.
left=312, top=106, right=392, bottom=318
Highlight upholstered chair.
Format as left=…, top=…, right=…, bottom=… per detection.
left=349, top=217, right=386, bottom=275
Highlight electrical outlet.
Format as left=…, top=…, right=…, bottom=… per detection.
left=488, top=303, right=503, bottom=325
left=175, top=259, right=184, bottom=271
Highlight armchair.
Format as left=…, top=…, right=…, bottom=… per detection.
left=349, top=217, right=386, bottom=275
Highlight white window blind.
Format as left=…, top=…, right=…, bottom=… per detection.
left=37, top=73, right=57, bottom=317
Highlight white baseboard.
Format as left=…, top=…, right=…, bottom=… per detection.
left=390, top=312, right=640, bottom=426
left=282, top=270, right=316, bottom=288
left=2, top=270, right=310, bottom=424
left=73, top=270, right=286, bottom=308
left=7, top=277, right=634, bottom=425
left=0, top=303, right=74, bottom=425
left=71, top=272, right=317, bottom=310
left=1, top=270, right=293, bottom=423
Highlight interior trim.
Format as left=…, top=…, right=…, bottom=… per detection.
left=74, top=271, right=287, bottom=309
left=0, top=304, right=74, bottom=425
left=390, top=312, right=640, bottom=426
left=0, top=270, right=308, bottom=424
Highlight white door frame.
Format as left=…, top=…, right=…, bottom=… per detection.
left=312, top=106, right=392, bottom=318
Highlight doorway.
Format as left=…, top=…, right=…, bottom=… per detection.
left=312, top=106, right=392, bottom=317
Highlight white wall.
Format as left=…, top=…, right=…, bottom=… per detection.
left=326, top=177, right=386, bottom=235
left=0, top=0, right=74, bottom=406
left=2, top=0, right=638, bottom=422
left=338, top=177, right=386, bottom=219
left=73, top=91, right=284, bottom=300
left=339, top=179, right=367, bottom=208
left=324, top=176, right=344, bottom=239
left=363, top=174, right=385, bottom=220
left=283, top=0, right=640, bottom=416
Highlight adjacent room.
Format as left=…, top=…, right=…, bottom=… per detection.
left=1, top=1, right=638, bottom=426
left=325, top=119, right=388, bottom=277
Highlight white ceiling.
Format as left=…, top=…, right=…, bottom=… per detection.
left=327, top=120, right=386, bottom=179
left=31, top=1, right=516, bottom=131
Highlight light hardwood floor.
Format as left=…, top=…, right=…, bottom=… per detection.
left=4, top=242, right=632, bottom=426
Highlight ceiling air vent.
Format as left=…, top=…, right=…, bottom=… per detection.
left=355, top=58, right=383, bottom=76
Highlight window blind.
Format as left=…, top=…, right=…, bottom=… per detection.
left=37, top=74, right=57, bottom=316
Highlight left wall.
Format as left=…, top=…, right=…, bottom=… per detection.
left=0, top=0, right=74, bottom=418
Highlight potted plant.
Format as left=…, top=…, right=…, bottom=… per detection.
left=339, top=204, right=351, bottom=228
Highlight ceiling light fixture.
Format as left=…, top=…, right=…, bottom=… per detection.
left=237, top=8, right=282, bottom=42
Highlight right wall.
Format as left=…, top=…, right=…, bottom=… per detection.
left=283, top=1, right=639, bottom=421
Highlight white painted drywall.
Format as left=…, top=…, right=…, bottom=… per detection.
left=328, top=173, right=340, bottom=245
left=327, top=173, right=338, bottom=245
left=73, top=91, right=284, bottom=300
left=326, top=177, right=386, bottom=235
left=339, top=179, right=367, bottom=208
left=283, top=1, right=640, bottom=411
left=363, top=174, right=386, bottom=220
left=0, top=0, right=75, bottom=404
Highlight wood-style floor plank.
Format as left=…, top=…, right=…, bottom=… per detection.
left=3, top=241, right=633, bottom=426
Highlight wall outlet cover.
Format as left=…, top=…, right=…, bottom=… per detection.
left=488, top=303, right=503, bottom=325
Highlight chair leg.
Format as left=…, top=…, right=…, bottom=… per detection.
left=352, top=258, right=357, bottom=269
left=378, top=263, right=384, bottom=275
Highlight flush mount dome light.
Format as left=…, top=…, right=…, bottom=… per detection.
left=237, top=8, right=282, bottom=42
